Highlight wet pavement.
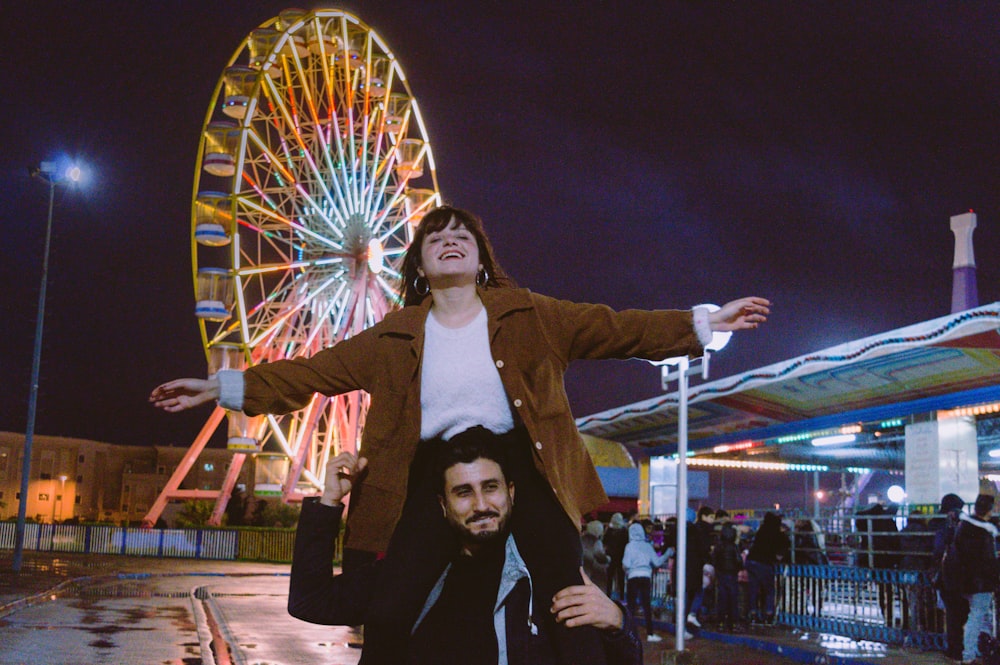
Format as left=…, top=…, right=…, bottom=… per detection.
left=0, top=552, right=959, bottom=665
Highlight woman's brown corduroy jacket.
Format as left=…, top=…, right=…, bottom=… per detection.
left=241, top=287, right=703, bottom=553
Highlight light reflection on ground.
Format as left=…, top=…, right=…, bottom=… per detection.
left=811, top=632, right=890, bottom=658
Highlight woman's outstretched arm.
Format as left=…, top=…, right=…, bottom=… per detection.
left=708, top=297, right=771, bottom=332
left=149, top=377, right=220, bottom=413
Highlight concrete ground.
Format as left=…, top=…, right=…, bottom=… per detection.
left=0, top=551, right=957, bottom=665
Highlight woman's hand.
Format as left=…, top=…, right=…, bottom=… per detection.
left=149, top=378, right=220, bottom=412
left=708, top=297, right=771, bottom=332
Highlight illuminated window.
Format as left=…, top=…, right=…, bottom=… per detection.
left=204, top=463, right=215, bottom=472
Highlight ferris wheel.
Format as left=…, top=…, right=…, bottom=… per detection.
left=144, top=8, right=440, bottom=526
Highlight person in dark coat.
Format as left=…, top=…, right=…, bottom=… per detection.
left=933, top=493, right=968, bottom=660
left=745, top=512, right=790, bottom=623
left=955, top=493, right=999, bottom=664
left=603, top=513, right=629, bottom=598
left=855, top=503, right=901, bottom=627
left=899, top=510, right=935, bottom=631
left=792, top=519, right=827, bottom=617
left=711, top=523, right=743, bottom=630
left=686, top=506, right=715, bottom=627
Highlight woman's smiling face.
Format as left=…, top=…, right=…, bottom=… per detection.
left=418, top=216, right=482, bottom=286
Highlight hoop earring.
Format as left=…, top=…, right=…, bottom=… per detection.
left=414, top=275, right=430, bottom=296
left=476, top=267, right=489, bottom=287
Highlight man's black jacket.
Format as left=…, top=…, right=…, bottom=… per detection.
left=288, top=498, right=643, bottom=664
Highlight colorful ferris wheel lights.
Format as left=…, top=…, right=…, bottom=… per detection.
left=144, top=8, right=443, bottom=527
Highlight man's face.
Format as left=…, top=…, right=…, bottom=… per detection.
left=439, top=458, right=514, bottom=551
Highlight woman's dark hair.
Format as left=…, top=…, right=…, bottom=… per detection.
left=399, top=205, right=515, bottom=306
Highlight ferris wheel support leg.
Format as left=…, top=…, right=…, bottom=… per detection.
left=345, top=390, right=361, bottom=456
left=209, top=452, right=247, bottom=526
left=141, top=406, right=227, bottom=527
left=283, top=397, right=323, bottom=501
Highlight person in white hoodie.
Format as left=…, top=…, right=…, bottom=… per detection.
left=622, top=522, right=669, bottom=643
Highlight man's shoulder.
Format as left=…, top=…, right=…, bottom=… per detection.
left=960, top=512, right=1000, bottom=537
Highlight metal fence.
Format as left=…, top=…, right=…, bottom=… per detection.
left=637, top=510, right=979, bottom=649
left=0, top=512, right=979, bottom=650
left=647, top=563, right=950, bottom=649
left=0, top=521, right=300, bottom=563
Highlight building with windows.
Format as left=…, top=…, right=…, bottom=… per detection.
left=0, top=432, right=252, bottom=526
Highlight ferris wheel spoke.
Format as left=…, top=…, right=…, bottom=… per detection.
left=375, top=216, right=410, bottom=247
left=256, top=104, right=306, bottom=199
left=245, top=270, right=350, bottom=349
left=260, top=78, right=347, bottom=229
left=237, top=196, right=345, bottom=251
left=312, top=22, right=357, bottom=214
left=360, top=65, right=392, bottom=219
left=244, top=129, right=298, bottom=192
left=374, top=273, right=403, bottom=306
left=357, top=35, right=377, bottom=211
left=283, top=45, right=355, bottom=219
left=234, top=255, right=346, bottom=278
left=301, top=283, right=350, bottom=350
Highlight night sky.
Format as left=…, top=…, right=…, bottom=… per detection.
left=3, top=2, right=999, bottom=449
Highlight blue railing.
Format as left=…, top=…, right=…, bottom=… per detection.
left=0, top=521, right=299, bottom=562
left=647, top=563, right=949, bottom=650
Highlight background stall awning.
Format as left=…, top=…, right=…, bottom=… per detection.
left=577, top=304, right=1000, bottom=466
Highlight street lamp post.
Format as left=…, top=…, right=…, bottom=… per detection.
left=655, top=305, right=732, bottom=651
left=659, top=354, right=702, bottom=651
left=13, top=161, right=79, bottom=572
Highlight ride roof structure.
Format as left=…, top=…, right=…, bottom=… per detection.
left=577, top=303, right=1000, bottom=471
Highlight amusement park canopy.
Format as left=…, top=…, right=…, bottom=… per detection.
left=576, top=303, right=1000, bottom=470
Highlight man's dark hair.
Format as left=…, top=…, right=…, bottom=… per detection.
left=697, top=506, right=714, bottom=520
left=433, top=426, right=510, bottom=496
left=974, top=493, right=995, bottom=517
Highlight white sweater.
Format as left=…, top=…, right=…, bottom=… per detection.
left=420, top=307, right=514, bottom=440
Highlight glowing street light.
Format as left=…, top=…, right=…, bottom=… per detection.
left=887, top=485, right=906, bottom=504
left=13, top=159, right=83, bottom=572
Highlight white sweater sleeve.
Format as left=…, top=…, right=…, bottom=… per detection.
left=217, top=369, right=245, bottom=411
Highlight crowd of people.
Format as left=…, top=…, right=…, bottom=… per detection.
left=577, top=489, right=1000, bottom=665
left=578, top=505, right=795, bottom=641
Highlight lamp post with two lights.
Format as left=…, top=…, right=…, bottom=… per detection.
left=653, top=306, right=732, bottom=651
